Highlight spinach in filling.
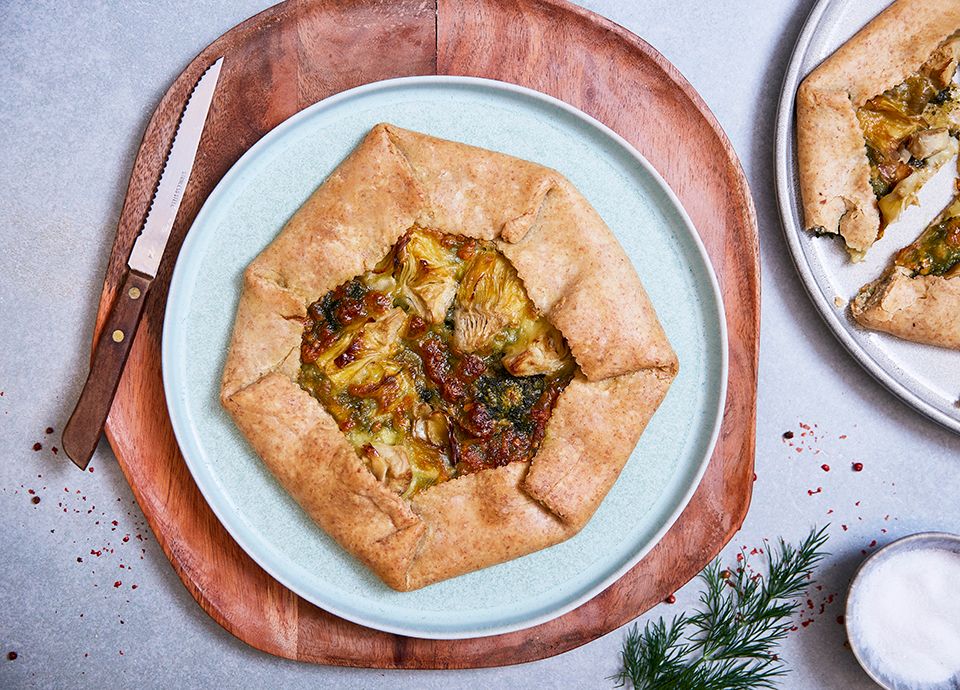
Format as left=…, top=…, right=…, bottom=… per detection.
left=298, top=226, right=576, bottom=498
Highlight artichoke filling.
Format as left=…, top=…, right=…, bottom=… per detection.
left=298, top=226, right=576, bottom=498
left=894, top=197, right=960, bottom=277
left=856, top=35, right=960, bottom=229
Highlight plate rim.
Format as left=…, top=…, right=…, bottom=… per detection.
left=774, top=0, right=960, bottom=436
left=161, top=74, right=729, bottom=639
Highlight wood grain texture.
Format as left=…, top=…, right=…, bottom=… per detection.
left=90, top=0, right=759, bottom=668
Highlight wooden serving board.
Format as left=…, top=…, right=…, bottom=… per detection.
left=92, top=0, right=759, bottom=668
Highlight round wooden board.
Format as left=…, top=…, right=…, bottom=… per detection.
left=93, top=0, right=759, bottom=668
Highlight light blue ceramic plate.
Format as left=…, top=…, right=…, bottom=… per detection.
left=162, top=76, right=727, bottom=640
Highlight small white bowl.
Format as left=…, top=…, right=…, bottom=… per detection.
left=845, top=532, right=960, bottom=690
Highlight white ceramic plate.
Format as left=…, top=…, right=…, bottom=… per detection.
left=776, top=0, right=960, bottom=434
left=162, top=76, right=727, bottom=639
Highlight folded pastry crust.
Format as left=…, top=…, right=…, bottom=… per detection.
left=851, top=267, right=960, bottom=349
left=796, top=0, right=960, bottom=255
left=220, top=124, right=678, bottom=591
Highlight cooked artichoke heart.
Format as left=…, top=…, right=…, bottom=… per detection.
left=907, top=128, right=951, bottom=159
left=502, top=324, right=570, bottom=376
left=395, top=230, right=459, bottom=323
left=453, top=252, right=530, bottom=353
left=878, top=137, right=958, bottom=227
left=325, top=308, right=406, bottom=386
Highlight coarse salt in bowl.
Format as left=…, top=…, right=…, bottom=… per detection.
left=846, top=532, right=960, bottom=690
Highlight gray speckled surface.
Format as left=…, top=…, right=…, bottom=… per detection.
left=2, top=1, right=959, bottom=687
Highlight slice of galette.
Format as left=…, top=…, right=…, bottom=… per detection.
left=797, top=0, right=960, bottom=259
left=852, top=194, right=960, bottom=349
left=220, top=123, right=679, bottom=591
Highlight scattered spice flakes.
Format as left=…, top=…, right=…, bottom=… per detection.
left=664, top=594, right=676, bottom=604
left=32, top=442, right=42, bottom=451
left=852, top=462, right=864, bottom=472
left=836, top=615, right=845, bottom=625
left=51, top=447, right=58, bottom=455
left=782, top=430, right=794, bottom=440
left=821, top=464, right=830, bottom=472
left=842, top=525, right=848, bottom=531
left=869, top=540, right=877, bottom=548
left=31, top=496, right=40, bottom=505
left=839, top=434, right=847, bottom=440
left=113, top=581, right=122, bottom=588
left=807, top=487, right=823, bottom=496
left=7, top=651, right=17, bottom=661
left=131, top=584, right=138, bottom=590
left=45, top=427, right=53, bottom=434
left=88, top=467, right=94, bottom=473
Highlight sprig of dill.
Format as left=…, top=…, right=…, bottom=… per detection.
left=613, top=526, right=829, bottom=690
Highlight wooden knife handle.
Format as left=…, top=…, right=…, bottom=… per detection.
left=62, top=271, right=152, bottom=470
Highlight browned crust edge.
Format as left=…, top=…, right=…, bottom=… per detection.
left=851, top=267, right=960, bottom=349
left=220, top=123, right=678, bottom=590
left=796, top=0, right=960, bottom=254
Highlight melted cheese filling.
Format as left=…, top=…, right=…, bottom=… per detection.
left=298, top=227, right=576, bottom=497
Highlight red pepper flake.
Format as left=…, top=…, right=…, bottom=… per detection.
left=131, top=584, right=138, bottom=590
left=32, top=442, right=42, bottom=451
left=664, top=594, right=676, bottom=604
left=826, top=509, right=834, bottom=515
left=852, top=462, right=863, bottom=472
left=869, top=540, right=877, bottom=548
left=31, top=496, right=40, bottom=505
left=836, top=615, right=845, bottom=625
left=736, top=552, right=744, bottom=562
left=807, top=487, right=822, bottom=496
left=841, top=525, right=848, bottom=531
left=782, top=430, right=794, bottom=440
left=88, top=467, right=94, bottom=473
left=45, top=427, right=53, bottom=434
left=113, top=581, right=122, bottom=588
left=752, top=472, right=757, bottom=482
left=119, top=650, right=124, bottom=656
left=6, top=651, right=17, bottom=661
left=122, top=535, right=130, bottom=543
left=821, top=464, right=830, bottom=472
left=801, top=619, right=813, bottom=628
left=76, top=557, right=83, bottom=563
left=111, top=520, right=118, bottom=526
left=795, top=447, right=803, bottom=454
left=51, top=447, right=58, bottom=455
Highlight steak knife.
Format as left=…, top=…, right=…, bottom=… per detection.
left=62, top=57, right=224, bottom=470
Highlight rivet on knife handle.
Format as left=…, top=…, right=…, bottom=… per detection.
left=62, top=272, right=152, bottom=469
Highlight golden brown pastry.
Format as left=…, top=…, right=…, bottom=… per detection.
left=220, top=124, right=678, bottom=591
left=852, top=196, right=960, bottom=348
left=797, top=0, right=960, bottom=258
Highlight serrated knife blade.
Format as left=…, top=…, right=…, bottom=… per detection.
left=62, top=57, right=224, bottom=470
left=128, top=57, right=223, bottom=277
